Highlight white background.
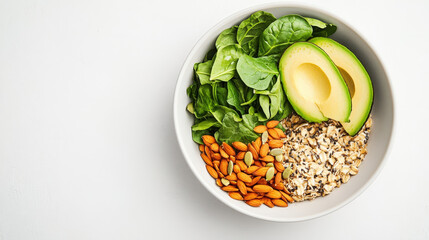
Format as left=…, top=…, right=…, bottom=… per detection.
left=0, top=0, right=428, bottom=239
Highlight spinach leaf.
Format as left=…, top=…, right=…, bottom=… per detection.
left=211, top=105, right=241, bottom=123
left=267, top=78, right=281, bottom=117
left=210, top=44, right=244, bottom=82
left=227, top=81, right=245, bottom=114
left=241, top=94, right=257, bottom=106
left=237, top=11, right=276, bottom=56
left=215, top=26, right=238, bottom=49
left=232, top=78, right=248, bottom=101
left=203, top=49, right=217, bottom=61
left=259, top=95, right=270, bottom=119
left=258, top=15, right=312, bottom=56
left=192, top=118, right=221, bottom=131
left=248, top=106, right=255, bottom=115
left=304, top=17, right=337, bottom=37
left=194, top=85, right=216, bottom=118
left=212, top=82, right=228, bottom=106
left=186, top=79, right=199, bottom=102
left=242, top=114, right=260, bottom=130
left=194, top=60, right=214, bottom=85
left=217, top=112, right=259, bottom=144
left=236, top=54, right=278, bottom=90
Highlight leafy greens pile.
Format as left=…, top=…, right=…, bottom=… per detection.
left=186, top=11, right=336, bottom=145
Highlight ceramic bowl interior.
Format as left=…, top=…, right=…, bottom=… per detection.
left=173, top=3, right=394, bottom=222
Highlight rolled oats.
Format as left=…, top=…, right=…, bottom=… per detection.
left=280, top=113, right=372, bottom=201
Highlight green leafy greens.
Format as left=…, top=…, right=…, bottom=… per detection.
left=186, top=11, right=335, bottom=144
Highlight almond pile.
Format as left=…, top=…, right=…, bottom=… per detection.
left=199, top=120, right=294, bottom=208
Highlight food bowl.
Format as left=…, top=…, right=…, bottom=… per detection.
left=173, top=3, right=394, bottom=222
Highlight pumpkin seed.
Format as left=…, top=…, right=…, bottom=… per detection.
left=265, top=163, right=274, bottom=168
left=262, top=131, right=269, bottom=145
left=244, top=151, right=253, bottom=167
left=275, top=154, right=284, bottom=162
left=227, top=161, right=234, bottom=175
left=270, top=148, right=284, bottom=156
left=283, top=166, right=293, bottom=179
left=265, top=167, right=275, bottom=181
left=221, top=178, right=230, bottom=186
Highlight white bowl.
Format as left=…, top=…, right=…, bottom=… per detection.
left=173, top=3, right=394, bottom=222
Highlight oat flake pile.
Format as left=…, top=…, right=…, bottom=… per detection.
left=280, top=114, right=372, bottom=202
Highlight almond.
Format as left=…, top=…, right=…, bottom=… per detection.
left=259, top=143, right=269, bottom=157
left=253, top=167, right=269, bottom=176
left=222, top=142, right=236, bottom=156
left=210, top=143, right=220, bottom=152
left=199, top=144, right=205, bottom=152
left=275, top=172, right=282, bottom=185
left=221, top=185, right=238, bottom=192
left=265, top=190, right=282, bottom=199
left=219, top=159, right=228, bottom=175
left=202, top=135, right=216, bottom=146
left=219, top=148, right=229, bottom=159
left=245, top=166, right=259, bottom=174
left=228, top=192, right=243, bottom=200
left=268, top=129, right=280, bottom=139
left=225, top=172, right=237, bottom=181
left=233, top=165, right=241, bottom=174
left=229, top=180, right=237, bottom=185
left=236, top=160, right=248, bottom=171
left=257, top=178, right=268, bottom=185
left=229, top=155, right=236, bottom=163
left=236, top=151, right=245, bottom=160
left=260, top=155, right=275, bottom=162
left=213, top=160, right=220, bottom=171
left=246, top=176, right=261, bottom=187
left=253, top=125, right=267, bottom=134
left=205, top=146, right=212, bottom=160
left=274, top=161, right=285, bottom=172
left=266, top=120, right=279, bottom=129
left=201, top=153, right=213, bottom=166
left=216, top=178, right=222, bottom=187
left=254, top=160, right=263, bottom=167
left=262, top=197, right=274, bottom=208
left=246, top=187, right=254, bottom=193
left=243, top=192, right=258, bottom=201
left=232, top=142, right=248, bottom=152
left=283, top=186, right=291, bottom=195
left=211, top=152, right=221, bottom=160
left=272, top=199, right=288, bottom=207
left=252, top=137, right=261, bottom=153
left=253, top=185, right=273, bottom=193
left=274, top=128, right=286, bottom=138
left=246, top=199, right=262, bottom=207
left=247, top=144, right=258, bottom=160
left=272, top=182, right=284, bottom=191
left=268, top=140, right=283, bottom=148
left=206, top=165, right=218, bottom=179
left=237, top=180, right=247, bottom=195
left=280, top=191, right=294, bottom=203
left=237, top=172, right=252, bottom=183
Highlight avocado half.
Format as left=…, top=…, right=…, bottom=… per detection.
left=309, top=37, right=373, bottom=136
left=279, top=42, right=351, bottom=123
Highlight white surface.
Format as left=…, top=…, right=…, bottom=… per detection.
left=174, top=4, right=394, bottom=222
left=0, top=0, right=427, bottom=239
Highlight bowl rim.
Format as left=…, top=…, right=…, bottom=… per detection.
left=173, top=2, right=395, bottom=222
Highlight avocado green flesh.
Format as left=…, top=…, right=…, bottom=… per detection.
left=309, top=37, right=373, bottom=136
left=279, top=42, right=351, bottom=123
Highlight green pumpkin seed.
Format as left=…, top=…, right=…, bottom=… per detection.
left=270, top=148, right=284, bottom=156
left=227, top=161, right=234, bottom=175
left=221, top=178, right=230, bottom=186
left=265, top=167, right=275, bottom=181
left=275, top=154, right=284, bottom=162
left=265, top=163, right=274, bottom=168
left=244, top=151, right=253, bottom=167
left=283, top=166, right=293, bottom=179
left=262, top=131, right=269, bottom=144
